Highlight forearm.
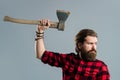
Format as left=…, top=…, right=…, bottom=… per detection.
left=36, top=37, right=45, bottom=59
left=35, top=19, right=50, bottom=59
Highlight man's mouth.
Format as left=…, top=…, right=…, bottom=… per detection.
left=89, top=50, right=96, bottom=54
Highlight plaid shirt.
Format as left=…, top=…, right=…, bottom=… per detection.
left=41, top=50, right=110, bottom=80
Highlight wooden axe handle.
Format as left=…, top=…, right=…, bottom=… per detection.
left=4, top=16, right=58, bottom=29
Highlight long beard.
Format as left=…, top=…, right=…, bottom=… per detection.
left=80, top=49, right=97, bottom=61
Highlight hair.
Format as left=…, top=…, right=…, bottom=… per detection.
left=75, top=29, right=98, bottom=54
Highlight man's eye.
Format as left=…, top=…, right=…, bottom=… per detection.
left=88, top=43, right=92, bottom=45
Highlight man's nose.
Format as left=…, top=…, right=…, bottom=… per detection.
left=92, top=44, right=97, bottom=50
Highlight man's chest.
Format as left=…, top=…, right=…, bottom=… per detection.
left=63, top=60, right=101, bottom=79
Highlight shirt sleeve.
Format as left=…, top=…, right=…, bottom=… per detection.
left=97, top=64, right=110, bottom=80
left=41, top=50, right=68, bottom=67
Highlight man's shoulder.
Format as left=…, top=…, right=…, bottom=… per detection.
left=95, top=59, right=107, bottom=66
left=42, top=50, right=77, bottom=58
left=66, top=52, right=79, bottom=57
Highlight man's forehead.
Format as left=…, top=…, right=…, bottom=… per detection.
left=85, top=36, right=98, bottom=42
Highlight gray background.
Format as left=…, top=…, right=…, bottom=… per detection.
left=0, top=0, right=120, bottom=80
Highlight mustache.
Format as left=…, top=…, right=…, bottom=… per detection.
left=88, top=49, right=97, bottom=53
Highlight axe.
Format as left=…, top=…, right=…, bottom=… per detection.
left=3, top=10, right=70, bottom=31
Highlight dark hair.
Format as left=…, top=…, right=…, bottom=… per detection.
left=75, top=29, right=98, bottom=53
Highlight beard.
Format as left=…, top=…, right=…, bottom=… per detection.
left=80, top=48, right=97, bottom=61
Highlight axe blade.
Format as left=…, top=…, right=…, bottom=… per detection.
left=56, top=10, right=70, bottom=31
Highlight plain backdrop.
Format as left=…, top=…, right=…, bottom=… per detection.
left=0, top=0, right=120, bottom=80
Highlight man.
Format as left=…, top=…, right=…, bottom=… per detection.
left=35, top=19, right=110, bottom=80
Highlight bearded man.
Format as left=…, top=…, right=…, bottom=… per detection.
left=35, top=19, right=110, bottom=80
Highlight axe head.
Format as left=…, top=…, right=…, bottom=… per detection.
left=56, top=10, right=70, bottom=31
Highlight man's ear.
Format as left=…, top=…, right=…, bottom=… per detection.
left=78, top=43, right=82, bottom=49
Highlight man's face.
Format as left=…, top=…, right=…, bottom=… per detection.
left=79, top=36, right=98, bottom=61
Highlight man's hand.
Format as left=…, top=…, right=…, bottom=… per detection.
left=37, top=19, right=50, bottom=33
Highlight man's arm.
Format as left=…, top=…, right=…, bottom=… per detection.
left=97, top=64, right=110, bottom=80
left=35, top=19, right=50, bottom=59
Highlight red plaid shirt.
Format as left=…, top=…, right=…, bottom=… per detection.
left=41, top=50, right=110, bottom=80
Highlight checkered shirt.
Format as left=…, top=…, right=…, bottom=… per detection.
left=41, top=50, right=110, bottom=80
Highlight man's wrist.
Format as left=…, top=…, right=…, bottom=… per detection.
left=35, top=31, right=44, bottom=41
